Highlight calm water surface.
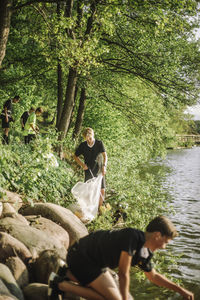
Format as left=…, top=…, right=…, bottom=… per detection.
left=133, top=146, right=200, bottom=299
left=162, top=147, right=200, bottom=298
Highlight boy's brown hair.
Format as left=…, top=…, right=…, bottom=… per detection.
left=35, top=107, right=43, bottom=114
left=146, top=216, right=178, bottom=238
left=82, top=127, right=94, bottom=138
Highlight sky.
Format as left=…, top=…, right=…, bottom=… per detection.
left=185, top=105, right=200, bottom=120
left=185, top=23, right=200, bottom=120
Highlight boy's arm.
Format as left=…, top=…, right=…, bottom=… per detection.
left=4, top=107, right=8, bottom=123
left=21, top=118, right=24, bottom=128
left=102, top=152, right=107, bottom=176
left=73, top=154, right=88, bottom=170
left=145, top=268, right=194, bottom=299
left=118, top=251, right=132, bottom=300
left=29, top=119, right=38, bottom=133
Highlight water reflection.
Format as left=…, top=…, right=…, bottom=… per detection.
left=132, top=146, right=200, bottom=299
left=162, top=147, right=200, bottom=298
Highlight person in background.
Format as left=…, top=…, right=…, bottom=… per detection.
left=20, top=110, right=29, bottom=130
left=21, top=107, right=35, bottom=143
left=48, top=216, right=194, bottom=300
left=73, top=127, right=107, bottom=209
left=1, top=95, right=20, bottom=144
left=24, top=107, right=43, bottom=144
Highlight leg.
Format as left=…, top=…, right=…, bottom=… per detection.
left=2, top=127, right=9, bottom=144
left=4, top=127, right=9, bottom=137
left=99, top=176, right=106, bottom=208
left=48, top=270, right=104, bottom=300
left=99, top=188, right=105, bottom=208
left=59, top=270, right=121, bottom=300
left=59, top=281, right=105, bottom=300
left=28, top=134, right=35, bottom=143
left=88, top=270, right=122, bottom=300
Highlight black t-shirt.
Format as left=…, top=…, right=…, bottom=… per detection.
left=21, top=111, right=29, bottom=126
left=77, top=228, right=153, bottom=272
left=1, top=99, right=13, bottom=120
left=3, top=99, right=12, bottom=112
left=75, top=139, right=106, bottom=172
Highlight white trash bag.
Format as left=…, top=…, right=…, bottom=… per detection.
left=70, top=173, right=103, bottom=223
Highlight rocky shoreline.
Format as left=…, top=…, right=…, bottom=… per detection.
left=0, top=190, right=88, bottom=300
left=0, top=190, right=133, bottom=300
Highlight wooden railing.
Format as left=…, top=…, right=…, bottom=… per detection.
left=176, top=134, right=200, bottom=144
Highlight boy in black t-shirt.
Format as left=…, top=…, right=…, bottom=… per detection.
left=73, top=127, right=107, bottom=208
left=48, top=216, right=194, bottom=300
left=20, top=110, right=29, bottom=130
left=1, top=95, right=20, bottom=144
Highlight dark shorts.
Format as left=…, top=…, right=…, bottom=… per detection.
left=1, top=115, right=13, bottom=128
left=25, top=134, right=36, bottom=144
left=2, top=118, right=10, bottom=128
left=67, top=243, right=106, bottom=286
left=84, top=169, right=106, bottom=189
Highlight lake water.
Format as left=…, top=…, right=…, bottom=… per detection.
left=132, top=146, right=200, bottom=299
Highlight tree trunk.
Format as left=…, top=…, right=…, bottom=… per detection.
left=57, top=67, right=78, bottom=140
left=56, top=62, right=63, bottom=128
left=56, top=2, right=63, bottom=128
left=68, top=84, right=78, bottom=130
left=0, top=0, right=12, bottom=67
left=72, top=87, right=86, bottom=139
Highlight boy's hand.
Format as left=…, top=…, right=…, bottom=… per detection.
left=180, top=288, right=194, bottom=300
left=83, top=164, right=88, bottom=170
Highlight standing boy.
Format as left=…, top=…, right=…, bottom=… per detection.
left=23, top=107, right=43, bottom=144
left=73, top=127, right=107, bottom=208
left=1, top=95, right=20, bottom=144
left=20, top=110, right=30, bottom=130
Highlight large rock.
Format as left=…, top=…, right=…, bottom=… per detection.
left=0, top=232, right=32, bottom=264
left=5, top=257, right=29, bottom=288
left=23, top=282, right=84, bottom=300
left=0, top=202, right=2, bottom=217
left=0, top=297, right=18, bottom=300
left=0, top=296, right=18, bottom=300
left=32, top=250, right=65, bottom=284
left=0, top=217, right=67, bottom=259
left=0, top=279, right=18, bottom=299
left=20, top=203, right=88, bottom=245
left=23, top=283, right=48, bottom=300
left=25, top=215, right=69, bottom=250
left=0, top=190, right=23, bottom=212
left=0, top=263, right=24, bottom=300
left=2, top=202, right=17, bottom=217
left=2, top=203, right=29, bottom=225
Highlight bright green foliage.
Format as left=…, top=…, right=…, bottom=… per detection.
left=1, top=0, right=200, bottom=110
left=0, top=0, right=199, bottom=291
left=0, top=132, right=78, bottom=205
left=0, top=0, right=199, bottom=224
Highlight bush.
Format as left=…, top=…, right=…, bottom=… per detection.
left=0, top=131, right=78, bottom=206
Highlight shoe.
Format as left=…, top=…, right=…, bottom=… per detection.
left=57, top=259, right=69, bottom=277
left=48, top=272, right=63, bottom=300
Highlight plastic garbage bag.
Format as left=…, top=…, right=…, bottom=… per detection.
left=43, top=152, right=59, bottom=168
left=70, top=173, right=103, bottom=223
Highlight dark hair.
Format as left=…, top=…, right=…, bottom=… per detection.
left=146, top=216, right=178, bottom=238
left=14, top=95, right=20, bottom=100
left=35, top=107, right=43, bottom=113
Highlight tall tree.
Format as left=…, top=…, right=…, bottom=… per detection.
left=0, top=0, right=12, bottom=67
left=0, top=0, right=199, bottom=146
left=72, top=87, right=86, bottom=139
